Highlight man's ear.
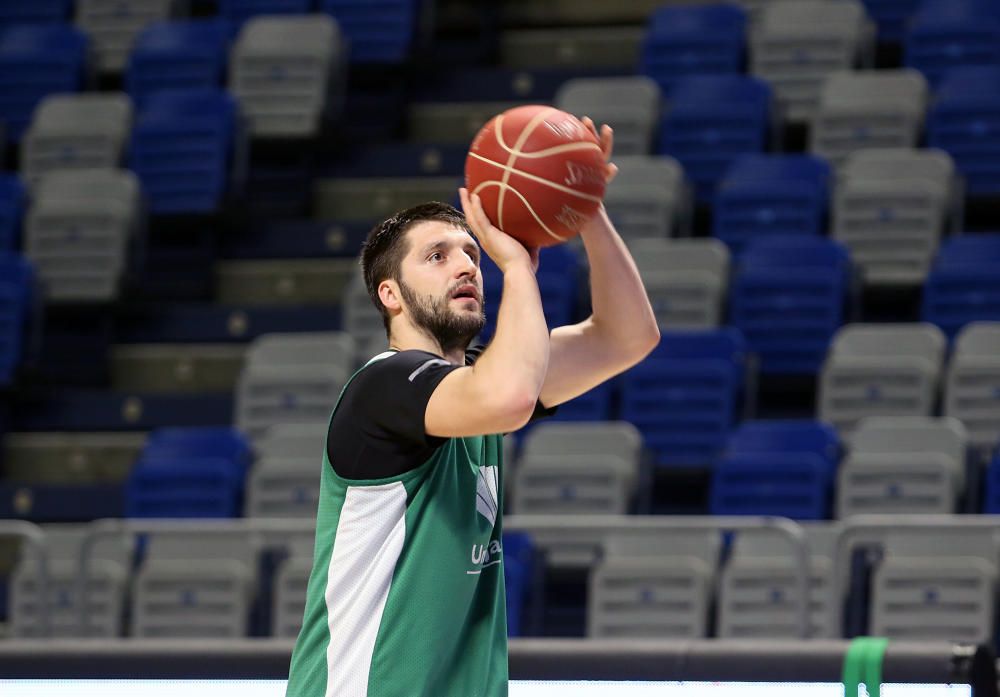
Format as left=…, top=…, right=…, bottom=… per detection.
left=378, top=279, right=402, bottom=314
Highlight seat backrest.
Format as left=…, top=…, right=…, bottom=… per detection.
left=758, top=0, right=867, bottom=37
left=245, top=331, right=355, bottom=371
left=521, top=421, right=642, bottom=462
left=18, top=523, right=133, bottom=567
left=144, top=531, right=257, bottom=567
left=606, top=155, right=684, bottom=195
left=30, top=93, right=133, bottom=136
left=556, top=76, right=661, bottom=113
left=740, top=235, right=848, bottom=269
left=605, top=529, right=720, bottom=566
left=934, top=234, right=1000, bottom=268
left=668, top=73, right=771, bottom=111
left=726, top=419, right=841, bottom=463
left=953, top=321, right=1000, bottom=357
left=256, top=421, right=328, bottom=460
left=31, top=169, right=141, bottom=208
left=724, top=153, right=831, bottom=188
left=631, top=238, right=729, bottom=278
left=829, top=323, right=946, bottom=361
left=731, top=523, right=839, bottom=562
left=842, top=148, right=954, bottom=187
left=850, top=416, right=967, bottom=465
left=235, top=13, right=340, bottom=56
left=819, top=69, right=928, bottom=110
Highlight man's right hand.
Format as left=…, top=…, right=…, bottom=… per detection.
left=459, top=187, right=539, bottom=274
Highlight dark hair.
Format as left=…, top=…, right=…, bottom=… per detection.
left=361, top=201, right=473, bottom=336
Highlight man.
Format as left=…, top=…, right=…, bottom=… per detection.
left=285, top=120, right=659, bottom=697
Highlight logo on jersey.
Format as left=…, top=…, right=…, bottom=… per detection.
left=475, top=465, right=498, bottom=527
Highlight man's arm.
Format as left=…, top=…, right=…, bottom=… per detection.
left=424, top=189, right=551, bottom=438
left=538, top=203, right=660, bottom=408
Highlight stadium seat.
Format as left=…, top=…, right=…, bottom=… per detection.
left=832, top=148, right=957, bottom=285
left=21, top=93, right=134, bottom=185
left=129, top=89, right=243, bottom=214
left=927, top=66, right=1000, bottom=196
left=1, top=431, right=144, bottom=484
left=836, top=416, right=968, bottom=517
left=713, top=154, right=831, bottom=256
left=126, top=427, right=252, bottom=518
left=710, top=419, right=842, bottom=520
left=630, top=237, right=730, bottom=329
left=729, top=235, right=851, bottom=375
left=588, top=530, right=719, bottom=638
left=502, top=530, right=538, bottom=638
left=905, top=0, right=1000, bottom=87
left=219, top=0, right=312, bottom=23
left=24, top=169, right=143, bottom=303
left=0, top=0, right=72, bottom=26
left=603, top=155, right=691, bottom=242
left=718, top=523, right=839, bottom=638
left=131, top=530, right=258, bottom=637
left=749, top=0, right=875, bottom=122
left=858, top=0, right=922, bottom=43
left=985, top=447, right=1000, bottom=513
left=818, top=323, right=946, bottom=432
left=245, top=422, right=326, bottom=518
left=110, top=343, right=246, bottom=393
left=0, top=252, right=33, bottom=385
left=272, top=553, right=310, bottom=638
left=320, top=0, right=422, bottom=64
left=640, top=3, right=748, bottom=93
left=621, top=328, right=748, bottom=467
left=944, top=322, right=1000, bottom=452
left=341, top=273, right=387, bottom=366
left=235, top=331, right=355, bottom=439
left=870, top=528, right=997, bottom=643
left=810, top=69, right=928, bottom=167
left=658, top=75, right=772, bottom=202
left=229, top=14, right=346, bottom=138
left=0, top=24, right=88, bottom=142
left=922, top=234, right=1000, bottom=338
left=126, top=19, right=233, bottom=105
left=0, top=174, right=25, bottom=251
left=554, top=76, right=661, bottom=156
left=75, top=0, right=179, bottom=73
left=11, top=523, right=133, bottom=637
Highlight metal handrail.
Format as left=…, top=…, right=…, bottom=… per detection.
left=77, top=517, right=316, bottom=631
left=0, top=520, right=50, bottom=636
left=506, top=514, right=811, bottom=638
left=832, top=514, right=1000, bottom=637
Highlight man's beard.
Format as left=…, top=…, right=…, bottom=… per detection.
left=398, top=279, right=486, bottom=355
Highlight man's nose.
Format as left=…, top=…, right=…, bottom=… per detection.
left=454, top=253, right=477, bottom=277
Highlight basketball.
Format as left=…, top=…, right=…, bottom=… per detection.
left=464, top=105, right=607, bottom=248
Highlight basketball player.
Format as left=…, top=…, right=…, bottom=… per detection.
left=285, top=120, right=659, bottom=697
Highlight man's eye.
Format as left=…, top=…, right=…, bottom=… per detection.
left=429, top=252, right=443, bottom=262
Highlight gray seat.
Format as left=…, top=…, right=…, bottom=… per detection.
left=235, top=332, right=355, bottom=440
left=245, top=422, right=328, bottom=518
left=2, top=431, right=144, bottom=484
left=131, top=531, right=259, bottom=638
left=630, top=238, right=729, bottom=329
left=818, top=323, right=946, bottom=432
left=408, top=101, right=527, bottom=145
left=342, top=273, right=388, bottom=366
left=25, top=169, right=142, bottom=302
left=110, top=343, right=247, bottom=393
left=588, top=530, right=719, bottom=638
left=836, top=416, right=968, bottom=518
left=313, top=176, right=459, bottom=222
left=554, top=77, right=661, bottom=155
left=870, top=529, right=998, bottom=643
left=603, top=155, right=690, bottom=242
left=215, top=258, right=357, bottom=306
left=522, top=421, right=643, bottom=462
left=811, top=70, right=928, bottom=167
left=11, top=523, right=133, bottom=637
left=718, top=523, right=838, bottom=638
left=21, top=93, right=133, bottom=185
left=750, top=0, right=875, bottom=122
left=512, top=454, right=633, bottom=515
left=500, top=27, right=644, bottom=69
left=230, top=15, right=345, bottom=138
left=273, top=555, right=312, bottom=638
left=833, top=148, right=957, bottom=285
left=945, top=322, right=1000, bottom=452
left=76, top=0, right=179, bottom=72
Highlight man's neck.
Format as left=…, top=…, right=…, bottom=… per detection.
left=389, top=322, right=466, bottom=366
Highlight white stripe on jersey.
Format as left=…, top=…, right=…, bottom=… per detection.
left=324, top=482, right=407, bottom=697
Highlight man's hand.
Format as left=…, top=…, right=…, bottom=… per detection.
left=459, top=187, right=539, bottom=274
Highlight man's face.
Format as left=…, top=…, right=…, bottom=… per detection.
left=395, top=221, right=486, bottom=353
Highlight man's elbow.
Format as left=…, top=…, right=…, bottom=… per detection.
left=629, top=321, right=660, bottom=362
left=490, top=388, right=539, bottom=433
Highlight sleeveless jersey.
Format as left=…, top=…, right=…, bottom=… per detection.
left=285, top=352, right=508, bottom=697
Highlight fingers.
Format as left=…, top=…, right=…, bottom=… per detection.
left=600, top=124, right=614, bottom=162
left=606, top=162, right=619, bottom=184
left=459, top=187, right=490, bottom=239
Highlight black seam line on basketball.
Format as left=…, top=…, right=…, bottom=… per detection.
left=467, top=151, right=604, bottom=203
left=497, top=107, right=555, bottom=233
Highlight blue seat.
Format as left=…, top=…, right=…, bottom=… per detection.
left=658, top=75, right=772, bottom=202
left=0, top=0, right=72, bottom=27
left=710, top=419, right=841, bottom=520
left=713, top=154, right=831, bottom=256
left=0, top=174, right=24, bottom=251
left=620, top=328, right=747, bottom=467
left=502, top=531, right=537, bottom=637
left=0, top=252, right=33, bottom=385
left=859, top=0, right=922, bottom=44
left=984, top=448, right=1000, bottom=513
left=219, top=0, right=312, bottom=23
left=640, top=3, right=747, bottom=93
left=321, top=0, right=421, bottom=63
left=922, top=234, right=1000, bottom=338
left=126, top=19, right=232, bottom=106
left=0, top=24, right=88, bottom=142
left=129, top=89, right=241, bottom=213
left=927, top=66, right=1000, bottom=196
left=729, top=235, right=850, bottom=375
left=126, top=427, right=252, bottom=518
left=905, top=0, right=1000, bottom=86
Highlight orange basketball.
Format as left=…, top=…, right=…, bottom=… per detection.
left=464, top=105, right=607, bottom=248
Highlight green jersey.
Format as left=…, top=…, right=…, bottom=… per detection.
left=286, top=349, right=508, bottom=697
